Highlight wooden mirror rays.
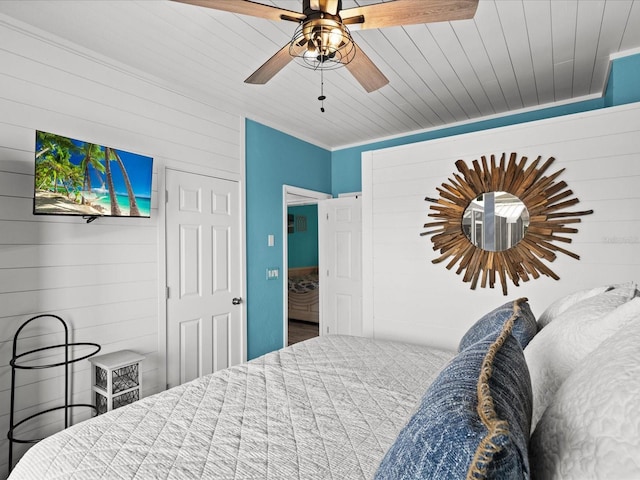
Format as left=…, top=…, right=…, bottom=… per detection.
left=421, top=153, right=593, bottom=295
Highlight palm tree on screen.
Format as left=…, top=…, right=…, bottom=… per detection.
left=35, top=132, right=79, bottom=195
left=111, top=149, right=141, bottom=216
left=79, top=143, right=106, bottom=204
left=36, top=132, right=76, bottom=160
left=104, top=147, right=122, bottom=215
left=37, top=147, right=74, bottom=195
left=61, top=162, right=84, bottom=201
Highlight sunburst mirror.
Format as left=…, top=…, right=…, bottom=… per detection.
left=421, top=153, right=593, bottom=295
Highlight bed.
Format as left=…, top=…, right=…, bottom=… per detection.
left=8, top=335, right=454, bottom=479
left=288, top=266, right=319, bottom=323
left=9, top=282, right=640, bottom=479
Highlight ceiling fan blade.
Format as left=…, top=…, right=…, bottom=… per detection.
left=171, top=0, right=305, bottom=23
left=245, top=42, right=306, bottom=85
left=341, top=0, right=478, bottom=30
left=345, top=44, right=389, bottom=93
left=318, top=0, right=340, bottom=15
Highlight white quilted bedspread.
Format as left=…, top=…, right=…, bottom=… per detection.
left=10, top=335, right=454, bottom=480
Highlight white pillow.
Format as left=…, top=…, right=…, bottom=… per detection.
left=537, top=284, right=615, bottom=328
left=538, top=281, right=637, bottom=328
left=525, top=287, right=639, bottom=430
left=530, top=312, right=640, bottom=479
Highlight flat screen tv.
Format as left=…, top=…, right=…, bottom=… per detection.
left=34, top=130, right=153, bottom=219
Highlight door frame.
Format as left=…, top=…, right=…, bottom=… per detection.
left=282, top=185, right=331, bottom=347
left=160, top=164, right=246, bottom=390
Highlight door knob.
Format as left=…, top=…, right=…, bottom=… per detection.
left=232, top=297, right=242, bottom=305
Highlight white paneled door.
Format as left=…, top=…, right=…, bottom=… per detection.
left=166, top=169, right=242, bottom=388
left=319, top=196, right=363, bottom=336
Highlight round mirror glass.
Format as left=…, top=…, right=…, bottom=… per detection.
left=462, top=191, right=530, bottom=252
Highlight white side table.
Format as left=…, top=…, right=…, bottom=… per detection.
left=89, top=350, right=145, bottom=414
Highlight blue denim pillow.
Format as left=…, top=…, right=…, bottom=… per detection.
left=458, top=298, right=537, bottom=352
left=375, top=321, right=532, bottom=480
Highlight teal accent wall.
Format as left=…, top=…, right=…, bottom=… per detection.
left=245, top=53, right=640, bottom=359
left=287, top=204, right=319, bottom=268
left=245, top=120, right=331, bottom=359
left=605, top=53, right=640, bottom=107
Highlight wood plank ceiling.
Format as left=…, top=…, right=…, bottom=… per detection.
left=1, top=0, right=639, bottom=150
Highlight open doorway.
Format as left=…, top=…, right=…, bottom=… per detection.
left=282, top=185, right=331, bottom=347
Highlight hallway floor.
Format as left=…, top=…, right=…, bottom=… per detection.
left=288, top=319, right=319, bottom=346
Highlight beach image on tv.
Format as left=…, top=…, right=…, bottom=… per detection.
left=34, top=131, right=153, bottom=217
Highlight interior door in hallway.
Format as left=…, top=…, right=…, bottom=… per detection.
left=166, top=169, right=243, bottom=388
left=319, top=196, right=362, bottom=336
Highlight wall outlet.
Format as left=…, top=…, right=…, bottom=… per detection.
left=266, top=267, right=279, bottom=280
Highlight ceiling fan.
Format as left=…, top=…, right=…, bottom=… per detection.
left=172, top=0, right=479, bottom=93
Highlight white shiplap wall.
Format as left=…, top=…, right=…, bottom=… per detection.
left=0, top=15, right=242, bottom=475
left=362, top=102, right=640, bottom=351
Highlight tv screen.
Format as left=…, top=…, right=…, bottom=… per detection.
left=34, top=130, right=153, bottom=218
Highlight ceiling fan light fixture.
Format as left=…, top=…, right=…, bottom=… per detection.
left=289, top=16, right=355, bottom=70
left=175, top=0, right=478, bottom=92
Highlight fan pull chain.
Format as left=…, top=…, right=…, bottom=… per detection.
left=318, top=68, right=326, bottom=113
